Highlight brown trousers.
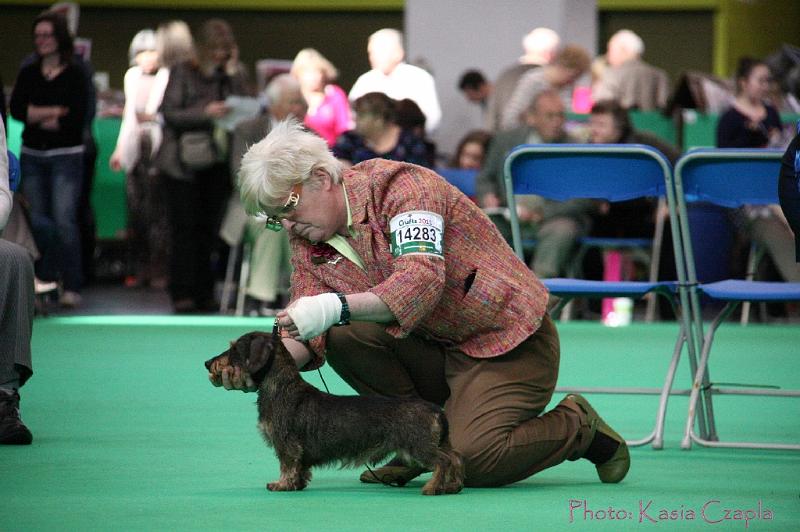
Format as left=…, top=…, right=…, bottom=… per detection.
left=325, top=314, right=593, bottom=487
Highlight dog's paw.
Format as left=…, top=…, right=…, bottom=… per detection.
left=421, top=482, right=446, bottom=496
left=267, top=480, right=305, bottom=491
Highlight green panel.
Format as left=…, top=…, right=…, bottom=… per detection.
left=630, top=111, right=677, bottom=145
left=91, top=117, right=127, bottom=239
left=682, top=112, right=800, bottom=150
left=681, top=110, right=718, bottom=150
left=6, top=116, right=22, bottom=157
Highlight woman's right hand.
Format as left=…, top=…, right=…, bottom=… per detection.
left=109, top=150, right=122, bottom=172
left=204, top=100, right=230, bottom=119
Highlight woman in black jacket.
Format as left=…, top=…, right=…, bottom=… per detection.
left=157, top=18, right=251, bottom=313
left=9, top=11, right=88, bottom=308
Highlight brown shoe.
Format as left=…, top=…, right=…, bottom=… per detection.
left=0, top=389, right=32, bottom=445
left=359, top=456, right=427, bottom=487
left=567, top=394, right=630, bottom=483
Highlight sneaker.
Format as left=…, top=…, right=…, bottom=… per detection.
left=359, top=456, right=427, bottom=486
left=59, top=290, right=82, bottom=308
left=0, top=389, right=33, bottom=445
left=34, top=278, right=58, bottom=295
left=566, top=394, right=630, bottom=483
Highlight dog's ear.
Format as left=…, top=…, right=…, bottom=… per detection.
left=246, top=334, right=274, bottom=383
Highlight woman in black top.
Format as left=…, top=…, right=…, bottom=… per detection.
left=9, top=11, right=88, bottom=307
left=717, top=58, right=781, bottom=149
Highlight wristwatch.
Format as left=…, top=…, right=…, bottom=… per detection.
left=334, top=292, right=350, bottom=326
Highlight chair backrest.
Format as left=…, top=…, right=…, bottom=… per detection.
left=502, top=143, right=672, bottom=260
left=436, top=167, right=478, bottom=198
left=669, top=148, right=784, bottom=339
left=674, top=148, right=783, bottom=208
left=7, top=150, right=20, bottom=192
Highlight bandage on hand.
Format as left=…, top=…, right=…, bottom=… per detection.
left=286, top=293, right=343, bottom=341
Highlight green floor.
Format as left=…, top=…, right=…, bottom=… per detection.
left=2, top=317, right=799, bottom=531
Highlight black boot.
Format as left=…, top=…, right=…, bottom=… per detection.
left=0, top=389, right=33, bottom=445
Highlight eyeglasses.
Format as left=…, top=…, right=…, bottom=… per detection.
left=264, top=183, right=302, bottom=232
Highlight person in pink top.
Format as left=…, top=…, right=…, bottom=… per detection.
left=291, top=48, right=351, bottom=147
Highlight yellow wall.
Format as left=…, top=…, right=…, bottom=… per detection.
left=0, top=0, right=403, bottom=9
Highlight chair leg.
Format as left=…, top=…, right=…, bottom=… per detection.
left=219, top=242, right=241, bottom=314
left=235, top=242, right=251, bottom=317
left=652, top=322, right=687, bottom=449
left=740, top=244, right=764, bottom=326
left=681, top=301, right=738, bottom=449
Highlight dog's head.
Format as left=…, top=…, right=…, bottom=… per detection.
left=205, top=331, right=276, bottom=385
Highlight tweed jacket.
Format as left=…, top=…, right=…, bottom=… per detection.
left=289, top=159, right=548, bottom=369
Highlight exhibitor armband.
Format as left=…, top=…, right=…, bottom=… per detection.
left=389, top=210, right=444, bottom=259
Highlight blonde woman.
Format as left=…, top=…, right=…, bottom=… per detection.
left=290, top=48, right=351, bottom=146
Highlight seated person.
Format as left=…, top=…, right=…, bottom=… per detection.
left=1, top=121, right=35, bottom=445
left=476, top=90, right=597, bottom=278
left=333, top=92, right=431, bottom=168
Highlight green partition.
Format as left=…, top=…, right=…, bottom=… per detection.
left=630, top=110, right=678, bottom=146
left=682, top=111, right=800, bottom=150
left=91, top=117, right=127, bottom=239
left=6, top=116, right=127, bottom=240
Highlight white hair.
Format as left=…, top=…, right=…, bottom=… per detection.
left=238, top=119, right=342, bottom=216
left=265, top=73, right=301, bottom=107
left=610, top=29, right=644, bottom=56
left=521, top=27, right=561, bottom=63
left=128, top=29, right=157, bottom=66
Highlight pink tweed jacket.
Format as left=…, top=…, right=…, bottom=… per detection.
left=288, top=159, right=548, bottom=369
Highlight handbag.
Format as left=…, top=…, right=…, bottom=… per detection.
left=179, top=131, right=217, bottom=171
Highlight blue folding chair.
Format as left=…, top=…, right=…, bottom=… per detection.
left=436, top=167, right=478, bottom=199
left=7, top=150, right=21, bottom=192
left=671, top=148, right=800, bottom=450
left=504, top=144, right=702, bottom=448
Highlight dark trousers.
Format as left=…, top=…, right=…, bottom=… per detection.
left=325, top=315, right=593, bottom=487
left=163, top=163, right=230, bottom=305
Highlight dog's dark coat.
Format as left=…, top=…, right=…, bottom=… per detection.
left=205, top=331, right=464, bottom=494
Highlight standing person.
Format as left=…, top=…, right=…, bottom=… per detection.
left=592, top=29, right=670, bottom=111
left=157, top=18, right=250, bottom=313
left=210, top=118, right=630, bottom=489
left=487, top=27, right=560, bottom=132
left=290, top=48, right=351, bottom=147
left=109, top=29, right=172, bottom=289
left=333, top=92, right=430, bottom=168
left=348, top=28, right=442, bottom=135
left=1, top=121, right=35, bottom=445
left=500, top=45, right=591, bottom=131
left=9, top=10, right=88, bottom=308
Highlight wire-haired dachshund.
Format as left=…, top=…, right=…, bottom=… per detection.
left=205, top=331, right=464, bottom=495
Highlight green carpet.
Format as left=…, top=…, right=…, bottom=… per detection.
left=2, top=318, right=798, bottom=530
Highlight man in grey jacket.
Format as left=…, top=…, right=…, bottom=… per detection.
left=0, top=121, right=35, bottom=445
